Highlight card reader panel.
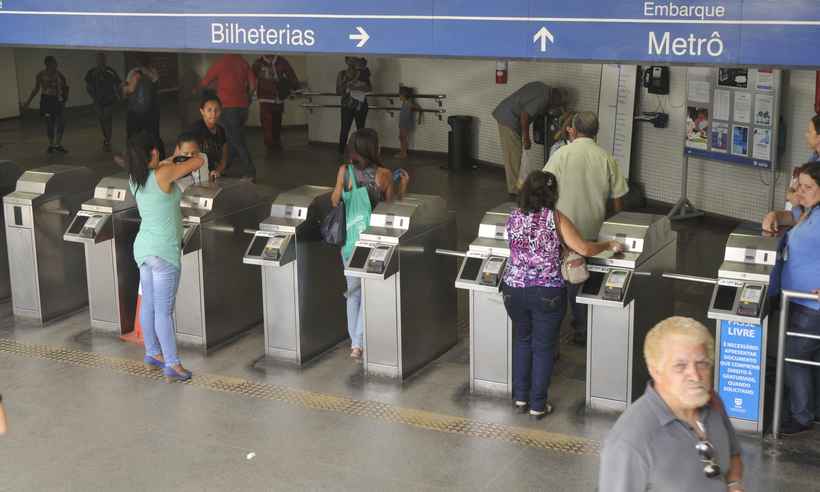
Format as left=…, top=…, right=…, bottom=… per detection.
left=602, top=269, right=631, bottom=302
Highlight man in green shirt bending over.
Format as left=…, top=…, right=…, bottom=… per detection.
left=543, top=111, right=629, bottom=345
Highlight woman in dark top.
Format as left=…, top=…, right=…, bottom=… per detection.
left=330, top=129, right=400, bottom=359
left=190, top=93, right=229, bottom=180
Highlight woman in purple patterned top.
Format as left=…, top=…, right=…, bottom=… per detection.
left=502, top=171, right=623, bottom=419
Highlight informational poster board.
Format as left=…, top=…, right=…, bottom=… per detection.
left=598, top=64, right=638, bottom=179
left=684, top=67, right=781, bottom=170
left=717, top=320, right=763, bottom=422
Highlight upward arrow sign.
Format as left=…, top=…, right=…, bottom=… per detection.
left=533, top=27, right=555, bottom=53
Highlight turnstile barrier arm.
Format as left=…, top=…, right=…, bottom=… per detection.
left=662, top=272, right=717, bottom=285
left=772, top=289, right=820, bottom=440
left=435, top=249, right=466, bottom=258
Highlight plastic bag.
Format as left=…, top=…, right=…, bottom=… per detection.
left=321, top=201, right=346, bottom=247
left=341, top=165, right=373, bottom=261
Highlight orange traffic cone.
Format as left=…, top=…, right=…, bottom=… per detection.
left=120, top=292, right=144, bottom=345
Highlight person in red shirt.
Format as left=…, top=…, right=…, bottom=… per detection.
left=252, top=55, right=299, bottom=151
left=199, top=54, right=257, bottom=179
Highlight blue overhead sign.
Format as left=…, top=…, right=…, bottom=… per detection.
left=0, top=1, right=818, bottom=67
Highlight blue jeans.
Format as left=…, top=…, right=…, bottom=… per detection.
left=784, top=303, right=820, bottom=426
left=220, top=107, right=255, bottom=178
left=503, top=285, right=567, bottom=412
left=139, top=256, right=182, bottom=366
left=344, top=274, right=364, bottom=349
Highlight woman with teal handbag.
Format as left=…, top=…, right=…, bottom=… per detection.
left=330, top=129, right=400, bottom=360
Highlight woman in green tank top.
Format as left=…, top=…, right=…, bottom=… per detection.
left=126, top=132, right=205, bottom=382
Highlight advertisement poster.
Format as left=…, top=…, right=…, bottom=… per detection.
left=755, top=94, right=774, bottom=127
left=688, top=80, right=711, bottom=104
left=711, top=122, right=730, bottom=153
left=718, top=68, right=749, bottom=88
left=686, top=107, right=709, bottom=150
left=753, top=128, right=772, bottom=161
left=755, top=69, right=775, bottom=91
left=732, top=125, right=749, bottom=156
left=714, top=90, right=731, bottom=121
left=718, top=320, right=762, bottom=422
left=734, top=92, right=752, bottom=124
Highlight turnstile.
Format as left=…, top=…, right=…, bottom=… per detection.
left=577, top=212, right=677, bottom=412
left=344, top=194, right=458, bottom=379
left=175, top=178, right=276, bottom=350
left=707, top=227, right=777, bottom=433
left=64, top=175, right=140, bottom=335
left=452, top=203, right=515, bottom=396
left=3, top=165, right=97, bottom=323
left=0, top=161, right=23, bottom=301
left=243, top=185, right=346, bottom=364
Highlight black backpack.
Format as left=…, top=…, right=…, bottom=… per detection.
left=129, top=72, right=156, bottom=115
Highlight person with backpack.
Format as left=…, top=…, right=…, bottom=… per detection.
left=252, top=54, right=299, bottom=151
left=330, top=129, right=404, bottom=360
left=85, top=53, right=121, bottom=152
left=21, top=55, right=70, bottom=154
left=122, top=54, right=160, bottom=143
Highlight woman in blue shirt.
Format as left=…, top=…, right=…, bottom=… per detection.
left=763, top=161, right=820, bottom=434
left=126, top=132, right=205, bottom=382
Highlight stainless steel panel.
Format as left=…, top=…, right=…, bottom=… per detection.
left=587, top=302, right=633, bottom=406
left=363, top=275, right=399, bottom=370
left=86, top=241, right=118, bottom=328
left=471, top=290, right=511, bottom=395
left=113, top=209, right=140, bottom=334
left=0, top=161, right=22, bottom=301
left=262, top=263, right=298, bottom=357
left=7, top=227, right=38, bottom=313
left=176, top=250, right=204, bottom=339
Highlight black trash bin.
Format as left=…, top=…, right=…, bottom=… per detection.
left=447, top=115, right=474, bottom=172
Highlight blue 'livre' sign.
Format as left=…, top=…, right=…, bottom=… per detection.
left=718, top=320, right=762, bottom=422
left=0, top=1, right=818, bottom=67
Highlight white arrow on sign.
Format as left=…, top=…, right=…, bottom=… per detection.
left=349, top=26, right=370, bottom=48
left=533, top=26, right=554, bottom=53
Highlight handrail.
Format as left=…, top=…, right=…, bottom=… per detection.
left=301, top=91, right=446, bottom=100
left=772, top=288, right=820, bottom=439
left=300, top=103, right=446, bottom=114
left=435, top=249, right=467, bottom=258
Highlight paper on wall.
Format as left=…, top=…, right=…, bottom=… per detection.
left=754, top=94, right=773, bottom=127
left=713, top=90, right=731, bottom=121
left=753, top=128, right=772, bottom=161
left=733, top=92, right=752, bottom=124
left=755, top=69, right=775, bottom=91
left=688, top=80, right=711, bottom=104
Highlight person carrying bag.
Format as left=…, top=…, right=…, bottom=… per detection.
left=341, top=164, right=372, bottom=259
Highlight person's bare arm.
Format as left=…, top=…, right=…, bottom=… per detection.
left=557, top=211, right=623, bottom=257
left=155, top=154, right=206, bottom=192
left=331, top=165, right=346, bottom=207
left=726, top=454, right=744, bottom=491
left=377, top=168, right=396, bottom=202
left=22, top=75, right=42, bottom=108
left=0, top=402, right=7, bottom=435
left=210, top=144, right=230, bottom=179
left=122, top=70, right=140, bottom=97
left=762, top=210, right=797, bottom=235
left=612, top=196, right=625, bottom=213
left=520, top=112, right=531, bottom=149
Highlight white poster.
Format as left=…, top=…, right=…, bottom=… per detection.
left=753, top=128, right=772, bottom=161
left=688, top=80, right=711, bottom=104
left=714, top=90, right=731, bottom=121
left=733, top=92, right=752, bottom=124
left=755, top=94, right=774, bottom=127
left=755, top=69, right=775, bottom=91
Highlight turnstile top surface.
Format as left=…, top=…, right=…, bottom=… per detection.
left=181, top=178, right=276, bottom=222
left=723, top=228, right=778, bottom=265
left=366, top=194, right=448, bottom=235
left=5, top=165, right=96, bottom=205
left=591, top=212, right=676, bottom=269
left=271, top=185, right=331, bottom=210
left=81, top=175, right=136, bottom=214
left=485, top=202, right=517, bottom=217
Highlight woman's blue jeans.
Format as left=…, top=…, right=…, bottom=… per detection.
left=344, top=274, right=364, bottom=349
left=503, top=285, right=567, bottom=412
left=784, top=303, right=820, bottom=426
left=139, top=256, right=182, bottom=366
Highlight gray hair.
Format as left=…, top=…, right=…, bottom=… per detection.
left=644, top=316, right=715, bottom=370
left=571, top=111, right=599, bottom=138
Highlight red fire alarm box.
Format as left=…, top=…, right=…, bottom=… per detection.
left=496, top=61, right=508, bottom=85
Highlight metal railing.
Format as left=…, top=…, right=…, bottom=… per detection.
left=301, top=91, right=447, bottom=106
left=300, top=103, right=447, bottom=120
left=772, top=288, right=820, bottom=439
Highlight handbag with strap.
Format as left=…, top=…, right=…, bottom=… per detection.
left=321, top=200, right=346, bottom=247
left=554, top=210, right=590, bottom=285
left=341, top=165, right=373, bottom=261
